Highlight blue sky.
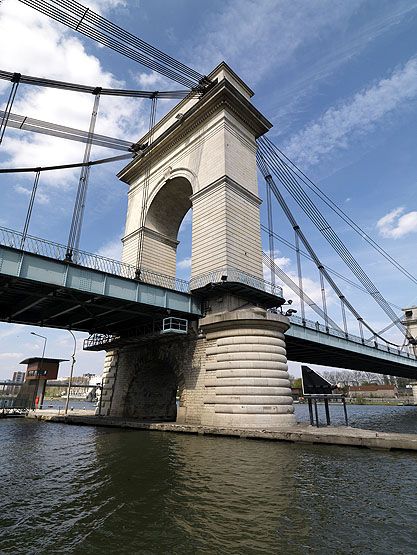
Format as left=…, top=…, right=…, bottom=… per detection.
left=0, top=0, right=417, bottom=379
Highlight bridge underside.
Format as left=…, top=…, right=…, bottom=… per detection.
left=0, top=273, right=199, bottom=333
left=0, top=244, right=200, bottom=333
left=1, top=246, right=416, bottom=380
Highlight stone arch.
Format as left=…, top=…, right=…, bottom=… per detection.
left=123, top=345, right=179, bottom=420
left=138, top=174, right=193, bottom=278
left=145, top=175, right=193, bottom=243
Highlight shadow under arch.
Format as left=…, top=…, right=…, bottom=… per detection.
left=145, top=176, right=193, bottom=243
left=141, top=173, right=194, bottom=278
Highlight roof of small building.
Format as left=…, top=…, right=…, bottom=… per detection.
left=20, top=357, right=68, bottom=364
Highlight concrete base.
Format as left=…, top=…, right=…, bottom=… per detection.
left=27, top=412, right=417, bottom=452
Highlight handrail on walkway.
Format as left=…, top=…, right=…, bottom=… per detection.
left=289, top=314, right=416, bottom=361
left=0, top=226, right=189, bottom=293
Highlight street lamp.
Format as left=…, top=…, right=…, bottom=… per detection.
left=64, top=330, right=77, bottom=416
left=30, top=331, right=47, bottom=360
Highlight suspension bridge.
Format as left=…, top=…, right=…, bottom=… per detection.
left=1, top=0, right=417, bottom=427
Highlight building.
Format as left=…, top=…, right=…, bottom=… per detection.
left=12, top=371, right=25, bottom=383
left=348, top=384, right=398, bottom=399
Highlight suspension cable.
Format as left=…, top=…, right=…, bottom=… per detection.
left=0, top=110, right=134, bottom=151
left=18, top=0, right=209, bottom=89
left=135, top=95, right=158, bottom=277
left=257, top=150, right=400, bottom=345
left=0, top=69, right=195, bottom=99
left=262, top=251, right=343, bottom=331
left=0, top=153, right=133, bottom=174
left=66, top=90, right=101, bottom=260
left=265, top=137, right=417, bottom=287
left=20, top=169, right=41, bottom=249
left=0, top=73, right=21, bottom=145
left=258, top=137, right=408, bottom=339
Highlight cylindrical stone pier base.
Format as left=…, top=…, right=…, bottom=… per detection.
left=200, top=307, right=295, bottom=429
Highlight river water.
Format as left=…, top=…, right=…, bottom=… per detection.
left=1, top=405, right=417, bottom=554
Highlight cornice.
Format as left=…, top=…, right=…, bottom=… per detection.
left=122, top=227, right=179, bottom=248
left=191, top=175, right=262, bottom=207
left=118, top=78, right=272, bottom=185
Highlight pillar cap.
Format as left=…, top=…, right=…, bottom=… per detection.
left=200, top=307, right=290, bottom=333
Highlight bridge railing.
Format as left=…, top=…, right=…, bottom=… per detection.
left=289, top=314, right=415, bottom=360
left=190, top=266, right=283, bottom=298
left=0, top=226, right=190, bottom=293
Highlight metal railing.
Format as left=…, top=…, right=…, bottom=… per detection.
left=0, top=226, right=190, bottom=293
left=289, top=314, right=416, bottom=360
left=190, top=266, right=283, bottom=298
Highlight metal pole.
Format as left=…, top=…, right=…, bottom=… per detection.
left=307, top=397, right=314, bottom=425
left=342, top=396, right=349, bottom=426
left=340, top=297, right=348, bottom=338
left=314, top=398, right=319, bottom=427
left=64, top=330, right=77, bottom=416
left=324, top=397, right=330, bottom=425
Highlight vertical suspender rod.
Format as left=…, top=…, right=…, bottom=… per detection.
left=66, top=88, right=101, bottom=260
left=20, top=169, right=41, bottom=249
left=0, top=73, right=21, bottom=145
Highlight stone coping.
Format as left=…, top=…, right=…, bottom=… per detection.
left=26, top=412, right=417, bottom=452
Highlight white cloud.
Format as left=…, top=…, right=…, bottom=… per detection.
left=177, top=257, right=191, bottom=270
left=15, top=183, right=49, bottom=205
left=191, top=0, right=363, bottom=84
left=97, top=236, right=123, bottom=260
left=0, top=352, right=23, bottom=360
left=284, top=56, right=417, bottom=167
left=263, top=250, right=336, bottom=312
left=377, top=207, right=417, bottom=239
left=0, top=0, right=145, bottom=186
left=267, top=2, right=417, bottom=130
left=135, top=71, right=168, bottom=88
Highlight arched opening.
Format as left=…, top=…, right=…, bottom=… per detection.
left=124, top=351, right=178, bottom=421
left=144, top=176, right=193, bottom=279
left=176, top=207, right=192, bottom=280
left=146, top=177, right=192, bottom=241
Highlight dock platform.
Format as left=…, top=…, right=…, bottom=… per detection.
left=26, top=411, right=417, bottom=452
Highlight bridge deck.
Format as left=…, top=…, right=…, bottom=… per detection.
left=0, top=243, right=200, bottom=333
left=287, top=318, right=417, bottom=379
left=1, top=229, right=416, bottom=378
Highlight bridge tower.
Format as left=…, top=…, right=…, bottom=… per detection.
left=100, top=63, right=295, bottom=428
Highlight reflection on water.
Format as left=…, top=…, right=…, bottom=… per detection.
left=1, top=407, right=417, bottom=554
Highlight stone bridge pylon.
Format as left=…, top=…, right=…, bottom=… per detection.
left=99, top=63, right=295, bottom=429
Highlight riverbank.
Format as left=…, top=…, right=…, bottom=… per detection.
left=27, top=411, right=417, bottom=452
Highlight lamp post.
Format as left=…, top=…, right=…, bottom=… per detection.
left=64, top=330, right=77, bottom=416
left=30, top=331, right=47, bottom=361
left=30, top=332, right=47, bottom=410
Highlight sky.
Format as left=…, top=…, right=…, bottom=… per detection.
left=0, top=0, right=417, bottom=380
